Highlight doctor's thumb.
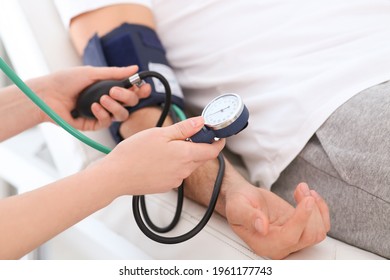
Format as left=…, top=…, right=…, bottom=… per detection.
left=167, top=116, right=205, bottom=140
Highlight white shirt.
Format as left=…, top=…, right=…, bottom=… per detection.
left=56, top=0, right=390, bottom=188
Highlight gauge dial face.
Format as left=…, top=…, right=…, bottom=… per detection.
left=202, top=93, right=244, bottom=130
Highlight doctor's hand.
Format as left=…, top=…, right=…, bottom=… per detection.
left=29, top=65, right=151, bottom=130
left=224, top=181, right=330, bottom=259
left=93, top=116, right=225, bottom=196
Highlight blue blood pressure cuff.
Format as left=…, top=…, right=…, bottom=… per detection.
left=83, top=23, right=185, bottom=143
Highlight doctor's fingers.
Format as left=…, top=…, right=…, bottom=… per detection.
left=185, top=139, right=225, bottom=162
left=97, top=84, right=152, bottom=122
left=99, top=95, right=129, bottom=122
left=90, top=65, right=139, bottom=81
left=109, top=83, right=151, bottom=105
left=90, top=102, right=113, bottom=128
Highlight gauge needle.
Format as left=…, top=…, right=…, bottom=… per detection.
left=209, top=106, right=230, bottom=116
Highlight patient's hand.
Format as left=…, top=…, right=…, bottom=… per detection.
left=118, top=106, right=331, bottom=260
left=224, top=181, right=330, bottom=259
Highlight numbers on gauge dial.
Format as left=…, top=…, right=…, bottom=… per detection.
left=203, top=94, right=240, bottom=126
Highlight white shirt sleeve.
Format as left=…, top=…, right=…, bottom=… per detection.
left=54, top=0, right=152, bottom=29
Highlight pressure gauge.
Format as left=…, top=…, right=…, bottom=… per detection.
left=191, top=93, right=249, bottom=143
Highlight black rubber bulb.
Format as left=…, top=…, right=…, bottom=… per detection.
left=72, top=78, right=132, bottom=119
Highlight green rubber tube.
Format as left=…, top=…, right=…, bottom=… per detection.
left=0, top=57, right=111, bottom=154
left=0, top=57, right=187, bottom=155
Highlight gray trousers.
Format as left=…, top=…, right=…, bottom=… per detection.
left=271, top=81, right=390, bottom=259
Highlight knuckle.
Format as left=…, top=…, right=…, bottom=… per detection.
left=174, top=123, right=187, bottom=138
left=170, top=178, right=183, bottom=189
left=117, top=110, right=129, bottom=121
left=127, top=94, right=138, bottom=106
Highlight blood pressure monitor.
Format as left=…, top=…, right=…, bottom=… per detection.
left=70, top=69, right=249, bottom=144
left=0, top=56, right=250, bottom=244
left=190, top=93, right=249, bottom=143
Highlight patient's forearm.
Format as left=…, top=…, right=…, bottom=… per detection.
left=183, top=155, right=248, bottom=218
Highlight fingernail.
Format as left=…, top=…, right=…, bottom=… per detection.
left=109, top=89, right=116, bottom=98
left=92, top=102, right=100, bottom=111
left=254, top=218, right=264, bottom=233
left=100, top=94, right=109, bottom=103
left=305, top=197, right=314, bottom=210
left=300, top=183, right=311, bottom=197
left=109, top=87, right=121, bottom=97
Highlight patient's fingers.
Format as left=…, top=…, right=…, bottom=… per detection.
left=281, top=196, right=314, bottom=244
left=293, top=183, right=330, bottom=232
left=293, top=182, right=311, bottom=203
left=284, top=196, right=328, bottom=254
left=90, top=102, right=111, bottom=128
